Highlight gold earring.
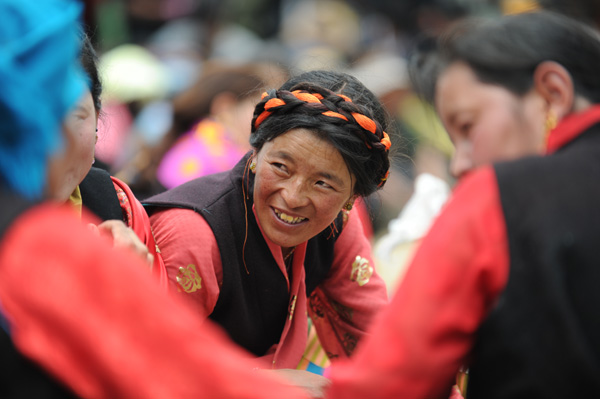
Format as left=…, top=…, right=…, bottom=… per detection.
left=250, top=160, right=256, bottom=173
left=343, top=202, right=353, bottom=211
left=545, top=111, right=558, bottom=133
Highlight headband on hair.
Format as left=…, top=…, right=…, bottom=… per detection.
left=254, top=89, right=391, bottom=151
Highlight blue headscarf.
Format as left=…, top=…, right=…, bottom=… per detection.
left=0, top=0, right=85, bottom=200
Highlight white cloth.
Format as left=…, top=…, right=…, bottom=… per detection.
left=374, top=173, right=450, bottom=282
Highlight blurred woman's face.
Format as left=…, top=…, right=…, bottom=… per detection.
left=252, top=128, right=354, bottom=251
left=46, top=88, right=98, bottom=201
left=435, top=61, right=547, bottom=179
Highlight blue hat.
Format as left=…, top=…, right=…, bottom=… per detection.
left=0, top=0, right=85, bottom=200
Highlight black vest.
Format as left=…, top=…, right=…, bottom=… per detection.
left=144, top=153, right=344, bottom=356
left=467, top=125, right=600, bottom=398
left=79, top=167, right=124, bottom=222
left=0, top=191, right=80, bottom=399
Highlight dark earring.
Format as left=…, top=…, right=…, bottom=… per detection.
left=343, top=202, right=353, bottom=211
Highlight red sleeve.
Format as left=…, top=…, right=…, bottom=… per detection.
left=0, top=204, right=308, bottom=399
left=149, top=207, right=222, bottom=318
left=310, top=208, right=388, bottom=359
left=326, top=166, right=509, bottom=399
left=111, top=176, right=169, bottom=290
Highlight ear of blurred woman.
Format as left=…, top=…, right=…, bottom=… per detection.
left=533, top=61, right=575, bottom=118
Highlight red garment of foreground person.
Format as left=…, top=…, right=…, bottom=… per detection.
left=0, top=204, right=308, bottom=399
left=326, top=109, right=600, bottom=399
left=326, top=167, right=508, bottom=399
left=326, top=11, right=600, bottom=399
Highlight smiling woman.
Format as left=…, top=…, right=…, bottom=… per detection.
left=144, top=70, right=392, bottom=370
left=253, top=128, right=353, bottom=253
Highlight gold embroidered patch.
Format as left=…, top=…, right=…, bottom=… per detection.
left=350, top=256, right=373, bottom=286
left=176, top=264, right=202, bottom=293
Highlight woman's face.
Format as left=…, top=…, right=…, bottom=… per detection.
left=47, top=88, right=98, bottom=201
left=253, top=128, right=354, bottom=251
left=436, top=61, right=547, bottom=178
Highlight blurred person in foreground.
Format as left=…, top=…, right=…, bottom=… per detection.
left=325, top=10, right=600, bottom=399
left=61, top=32, right=168, bottom=285
left=144, top=70, right=391, bottom=371
left=0, top=1, right=313, bottom=397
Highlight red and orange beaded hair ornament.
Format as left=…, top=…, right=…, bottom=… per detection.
left=253, top=89, right=391, bottom=187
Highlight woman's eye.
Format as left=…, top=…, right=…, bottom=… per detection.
left=271, top=162, right=287, bottom=172
left=70, top=112, right=88, bottom=121
left=459, top=122, right=472, bottom=135
left=316, top=180, right=333, bottom=189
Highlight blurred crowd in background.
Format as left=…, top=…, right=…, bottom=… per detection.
left=79, top=0, right=600, bottom=243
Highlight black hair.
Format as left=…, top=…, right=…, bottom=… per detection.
left=250, top=71, right=391, bottom=198
left=80, top=32, right=102, bottom=112
left=410, top=11, right=600, bottom=106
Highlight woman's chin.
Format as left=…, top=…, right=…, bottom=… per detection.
left=49, top=179, right=79, bottom=203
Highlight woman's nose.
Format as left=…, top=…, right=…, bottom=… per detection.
left=450, top=144, right=474, bottom=179
left=281, top=178, right=310, bottom=208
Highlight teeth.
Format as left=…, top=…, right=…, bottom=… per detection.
left=274, top=209, right=306, bottom=224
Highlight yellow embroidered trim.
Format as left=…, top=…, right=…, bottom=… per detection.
left=288, top=295, right=297, bottom=320
left=68, top=186, right=82, bottom=217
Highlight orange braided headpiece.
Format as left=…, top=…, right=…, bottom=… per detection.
left=254, top=89, right=391, bottom=152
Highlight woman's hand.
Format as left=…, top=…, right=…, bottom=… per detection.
left=89, top=220, right=154, bottom=267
